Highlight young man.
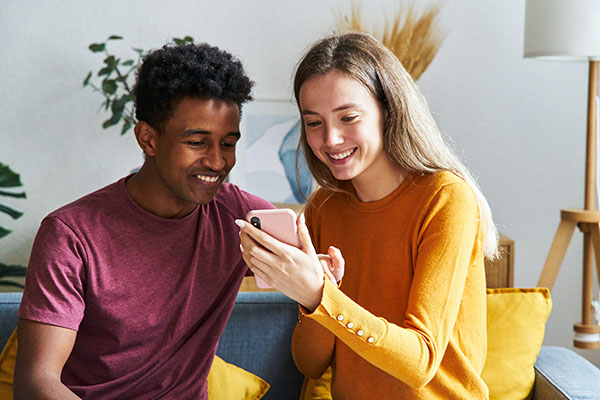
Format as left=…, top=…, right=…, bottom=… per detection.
left=14, top=42, right=272, bottom=399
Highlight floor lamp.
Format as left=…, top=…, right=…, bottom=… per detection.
left=524, top=0, right=600, bottom=349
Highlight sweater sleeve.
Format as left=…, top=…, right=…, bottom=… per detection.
left=300, top=183, right=483, bottom=388
left=290, top=197, right=336, bottom=379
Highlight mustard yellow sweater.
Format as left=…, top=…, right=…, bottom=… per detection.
left=291, top=171, right=488, bottom=399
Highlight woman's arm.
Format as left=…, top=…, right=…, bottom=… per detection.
left=291, top=311, right=336, bottom=379
left=297, top=183, right=484, bottom=388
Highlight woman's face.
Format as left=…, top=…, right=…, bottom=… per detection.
left=299, top=70, right=391, bottom=186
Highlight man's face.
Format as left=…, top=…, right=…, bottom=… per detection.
left=149, top=96, right=241, bottom=210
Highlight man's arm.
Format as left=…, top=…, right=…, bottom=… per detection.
left=14, top=318, right=80, bottom=400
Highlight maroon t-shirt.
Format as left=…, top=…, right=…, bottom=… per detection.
left=19, top=177, right=272, bottom=399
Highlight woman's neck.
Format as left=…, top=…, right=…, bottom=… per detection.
left=351, top=160, right=407, bottom=202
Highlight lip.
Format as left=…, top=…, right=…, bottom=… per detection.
left=326, top=148, right=357, bottom=165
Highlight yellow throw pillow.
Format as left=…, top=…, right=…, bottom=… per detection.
left=299, top=366, right=332, bottom=400
left=0, top=327, right=17, bottom=399
left=0, top=328, right=269, bottom=400
left=482, top=287, right=552, bottom=400
left=207, top=355, right=270, bottom=400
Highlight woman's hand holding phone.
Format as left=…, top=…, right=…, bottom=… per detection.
left=236, top=210, right=344, bottom=311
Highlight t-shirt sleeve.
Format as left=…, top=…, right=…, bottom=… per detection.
left=18, top=216, right=87, bottom=331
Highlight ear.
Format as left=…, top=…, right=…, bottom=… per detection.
left=134, top=121, right=159, bottom=157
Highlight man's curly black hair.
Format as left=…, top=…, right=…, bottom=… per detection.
left=133, top=42, right=254, bottom=130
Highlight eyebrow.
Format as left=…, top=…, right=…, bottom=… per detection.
left=301, top=103, right=362, bottom=116
left=183, top=129, right=241, bottom=139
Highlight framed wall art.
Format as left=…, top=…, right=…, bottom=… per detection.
left=229, top=99, right=314, bottom=203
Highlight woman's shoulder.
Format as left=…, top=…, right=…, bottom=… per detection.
left=411, top=171, right=476, bottom=203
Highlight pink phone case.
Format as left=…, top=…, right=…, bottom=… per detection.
left=245, top=208, right=299, bottom=288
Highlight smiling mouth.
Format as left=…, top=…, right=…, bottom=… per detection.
left=328, top=148, right=356, bottom=160
left=195, top=175, right=220, bottom=184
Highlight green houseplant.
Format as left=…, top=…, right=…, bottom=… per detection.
left=83, top=35, right=194, bottom=135
left=0, top=163, right=28, bottom=288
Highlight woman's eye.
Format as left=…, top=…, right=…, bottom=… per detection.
left=341, top=115, right=358, bottom=122
left=305, top=120, right=322, bottom=128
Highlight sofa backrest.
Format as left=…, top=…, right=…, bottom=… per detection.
left=216, top=291, right=304, bottom=399
left=0, top=292, right=21, bottom=350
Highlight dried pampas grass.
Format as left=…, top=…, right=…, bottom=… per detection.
left=337, top=2, right=446, bottom=81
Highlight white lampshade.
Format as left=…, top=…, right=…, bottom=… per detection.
left=524, top=0, right=600, bottom=61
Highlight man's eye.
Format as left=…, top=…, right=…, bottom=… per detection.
left=221, top=141, right=237, bottom=148
left=187, top=141, right=207, bottom=147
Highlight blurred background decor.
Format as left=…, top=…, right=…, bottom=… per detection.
left=0, top=163, right=27, bottom=288
left=83, top=35, right=194, bottom=135
left=336, top=2, right=446, bottom=81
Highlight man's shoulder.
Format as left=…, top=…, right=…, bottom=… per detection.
left=48, top=178, right=125, bottom=221
left=212, top=183, right=273, bottom=216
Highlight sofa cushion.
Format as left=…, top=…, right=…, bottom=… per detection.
left=482, top=287, right=552, bottom=400
left=0, top=327, right=269, bottom=400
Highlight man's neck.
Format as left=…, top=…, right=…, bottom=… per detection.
left=125, top=164, right=197, bottom=219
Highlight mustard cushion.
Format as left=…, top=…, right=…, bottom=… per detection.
left=298, top=288, right=552, bottom=400
left=0, top=328, right=269, bottom=400
left=207, top=354, right=270, bottom=399
left=482, top=287, right=552, bottom=400
left=0, top=327, right=16, bottom=399
left=299, top=366, right=332, bottom=399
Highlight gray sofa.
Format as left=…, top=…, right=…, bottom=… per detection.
left=1, top=291, right=600, bottom=399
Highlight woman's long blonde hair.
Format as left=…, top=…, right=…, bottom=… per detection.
left=294, top=32, right=499, bottom=259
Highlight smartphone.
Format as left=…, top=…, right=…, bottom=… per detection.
left=245, top=208, right=299, bottom=288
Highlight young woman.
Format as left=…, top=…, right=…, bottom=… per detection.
left=236, top=32, right=498, bottom=399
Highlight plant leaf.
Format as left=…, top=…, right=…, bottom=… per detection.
left=98, top=66, right=113, bottom=77
left=0, top=227, right=10, bottom=239
left=101, top=79, right=117, bottom=95
left=0, top=204, right=23, bottom=220
left=89, top=43, right=106, bottom=52
left=107, top=35, right=123, bottom=41
left=0, top=280, right=25, bottom=289
left=104, top=55, right=117, bottom=68
left=83, top=71, right=92, bottom=87
left=133, top=48, right=145, bottom=56
left=0, top=190, right=26, bottom=199
left=0, top=163, right=22, bottom=188
left=102, top=109, right=122, bottom=129
left=0, top=263, right=28, bottom=276
left=121, top=121, right=132, bottom=135
left=122, top=60, right=135, bottom=66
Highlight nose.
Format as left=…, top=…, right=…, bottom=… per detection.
left=202, top=145, right=226, bottom=171
left=323, top=123, right=344, bottom=147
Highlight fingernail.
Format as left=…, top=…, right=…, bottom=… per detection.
left=234, top=219, right=245, bottom=228
left=240, top=244, right=244, bottom=252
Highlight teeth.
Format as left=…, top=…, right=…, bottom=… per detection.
left=196, top=175, right=219, bottom=183
left=329, top=149, right=355, bottom=160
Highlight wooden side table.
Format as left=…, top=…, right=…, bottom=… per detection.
left=484, top=234, right=514, bottom=288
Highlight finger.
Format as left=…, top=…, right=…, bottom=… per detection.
left=235, top=219, right=292, bottom=256
left=296, top=213, right=317, bottom=257
left=328, top=246, right=345, bottom=282
left=316, top=254, right=336, bottom=283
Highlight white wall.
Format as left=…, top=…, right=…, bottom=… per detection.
left=1, top=0, right=598, bottom=365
